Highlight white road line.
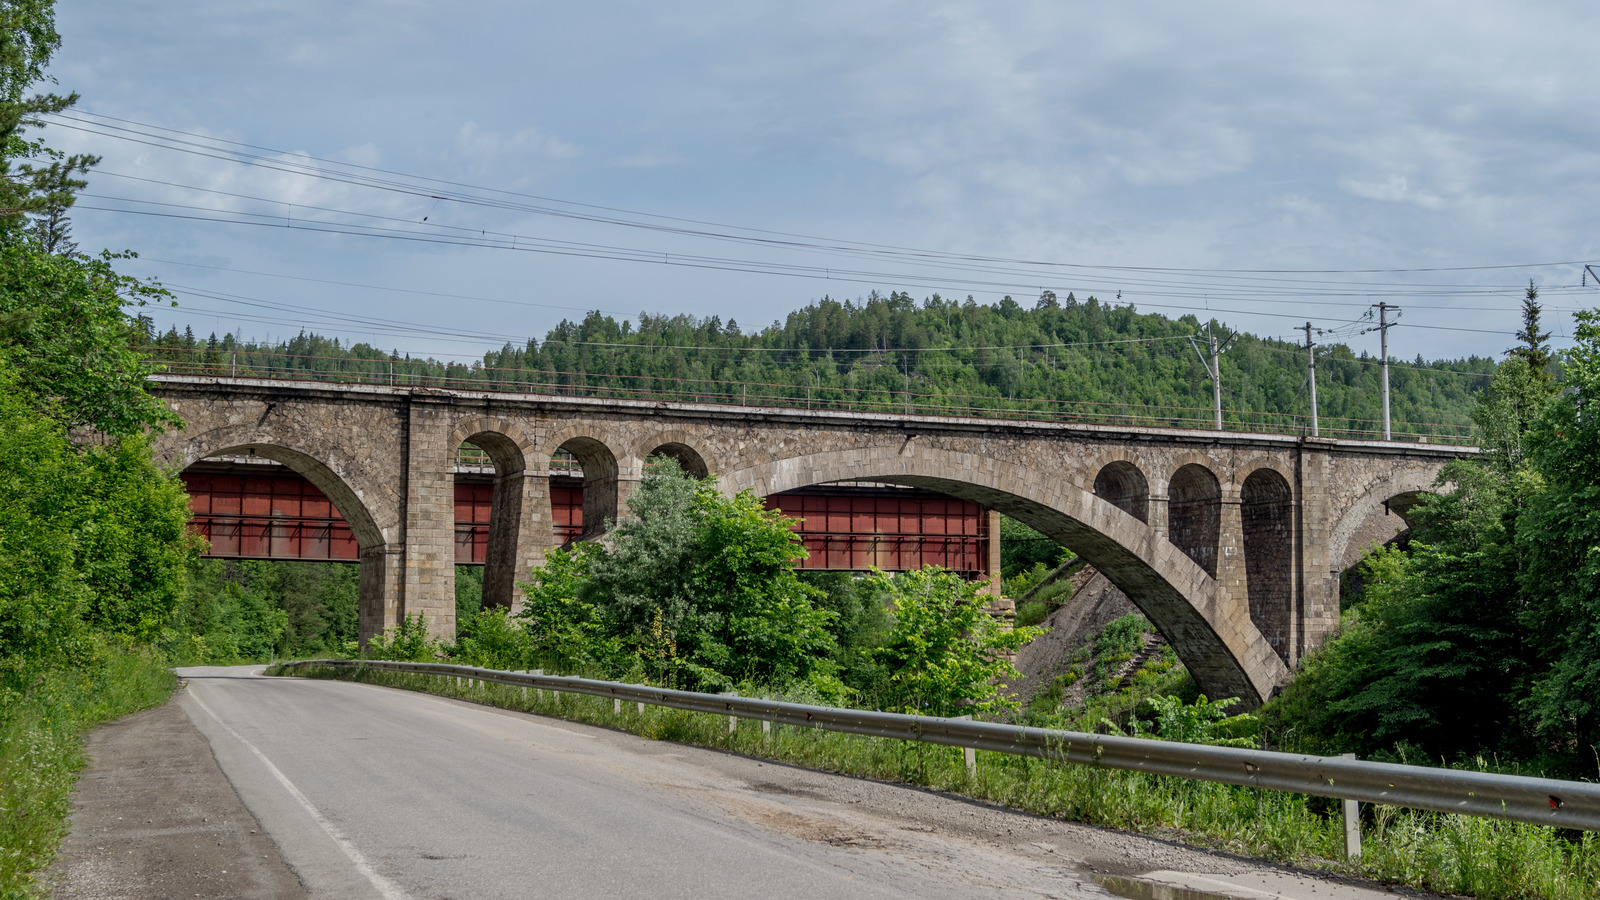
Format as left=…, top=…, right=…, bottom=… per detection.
left=187, top=687, right=412, bottom=900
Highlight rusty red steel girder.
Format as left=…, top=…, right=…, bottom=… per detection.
left=182, top=470, right=990, bottom=575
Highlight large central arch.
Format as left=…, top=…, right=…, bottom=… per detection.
left=722, top=448, right=1289, bottom=706
left=156, top=423, right=402, bottom=644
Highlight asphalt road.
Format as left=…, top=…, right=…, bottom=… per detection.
left=168, top=666, right=1421, bottom=900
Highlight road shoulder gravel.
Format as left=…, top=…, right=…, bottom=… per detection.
left=44, top=680, right=306, bottom=900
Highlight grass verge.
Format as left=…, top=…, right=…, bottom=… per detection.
left=282, top=663, right=1600, bottom=900
left=0, top=649, right=176, bottom=900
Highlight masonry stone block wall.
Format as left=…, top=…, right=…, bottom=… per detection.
left=150, top=376, right=1466, bottom=708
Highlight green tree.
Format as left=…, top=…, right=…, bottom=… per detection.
left=869, top=566, right=1039, bottom=717
left=0, top=355, right=199, bottom=679
left=1508, top=281, right=1553, bottom=384
left=0, top=356, right=97, bottom=677
left=1267, top=347, right=1565, bottom=764
left=0, top=0, right=99, bottom=244
left=516, top=542, right=617, bottom=672
left=578, top=459, right=838, bottom=690
left=0, top=245, right=176, bottom=436
left=1517, top=309, right=1600, bottom=760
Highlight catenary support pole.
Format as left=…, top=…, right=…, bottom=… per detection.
left=1302, top=322, right=1319, bottom=437
left=1369, top=302, right=1399, bottom=440
left=1190, top=325, right=1236, bottom=430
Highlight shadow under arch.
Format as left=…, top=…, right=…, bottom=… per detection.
left=646, top=441, right=710, bottom=479
left=1094, top=460, right=1149, bottom=523
left=1241, top=467, right=1293, bottom=664
left=1168, top=463, right=1221, bottom=577
left=171, top=435, right=396, bottom=643
left=460, top=431, right=528, bottom=612
left=722, top=449, right=1288, bottom=707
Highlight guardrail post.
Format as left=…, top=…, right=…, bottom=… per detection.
left=956, top=715, right=976, bottom=777
left=1341, top=752, right=1361, bottom=860
left=614, top=697, right=622, bottom=715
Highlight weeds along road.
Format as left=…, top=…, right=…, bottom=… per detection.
left=172, top=666, right=1419, bottom=900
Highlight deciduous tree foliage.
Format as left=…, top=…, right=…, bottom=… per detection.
left=0, top=0, right=196, bottom=688
left=504, top=461, right=841, bottom=689
left=868, top=567, right=1039, bottom=717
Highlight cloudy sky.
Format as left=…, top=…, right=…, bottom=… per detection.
left=40, top=1, right=1600, bottom=363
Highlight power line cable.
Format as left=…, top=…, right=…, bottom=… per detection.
left=51, top=110, right=1600, bottom=279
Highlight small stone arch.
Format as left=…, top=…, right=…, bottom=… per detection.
left=1094, top=460, right=1150, bottom=523
left=722, top=448, right=1288, bottom=707
left=629, top=430, right=716, bottom=479
left=547, top=431, right=621, bottom=540
left=1168, top=463, right=1221, bottom=577
left=1241, top=467, right=1294, bottom=663
left=646, top=442, right=710, bottom=479
left=455, top=428, right=532, bottom=612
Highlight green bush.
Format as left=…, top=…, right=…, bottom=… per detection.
left=868, top=566, right=1040, bottom=716
left=363, top=614, right=442, bottom=662
left=520, top=459, right=839, bottom=691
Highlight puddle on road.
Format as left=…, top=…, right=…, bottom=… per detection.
left=1097, top=874, right=1245, bottom=900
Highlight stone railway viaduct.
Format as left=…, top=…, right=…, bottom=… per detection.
left=150, top=375, right=1470, bottom=707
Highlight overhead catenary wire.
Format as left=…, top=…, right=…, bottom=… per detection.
left=48, top=110, right=1600, bottom=280
left=53, top=109, right=1595, bottom=375
left=79, top=201, right=1542, bottom=341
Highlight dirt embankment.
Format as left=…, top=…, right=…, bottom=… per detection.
left=1010, top=567, right=1142, bottom=705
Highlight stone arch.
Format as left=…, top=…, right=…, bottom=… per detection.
left=160, top=426, right=393, bottom=548
left=453, top=425, right=533, bottom=613
left=547, top=430, right=621, bottom=540
left=722, top=449, right=1288, bottom=707
left=1168, top=463, right=1221, bottom=577
left=1328, top=468, right=1440, bottom=573
left=1241, top=468, right=1294, bottom=664
left=1094, top=460, right=1150, bottom=523
left=158, top=425, right=398, bottom=643
left=645, top=442, right=710, bottom=479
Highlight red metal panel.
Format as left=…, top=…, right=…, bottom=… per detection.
left=183, top=471, right=991, bottom=572
left=210, top=476, right=242, bottom=515
left=301, top=490, right=331, bottom=520
left=240, top=477, right=273, bottom=516
left=766, top=489, right=990, bottom=575
left=332, top=523, right=358, bottom=560
left=551, top=484, right=583, bottom=543
left=186, top=475, right=212, bottom=515
left=271, top=479, right=301, bottom=518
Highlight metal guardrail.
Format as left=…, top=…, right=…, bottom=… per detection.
left=279, top=659, right=1600, bottom=834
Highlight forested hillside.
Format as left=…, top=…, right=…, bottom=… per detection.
left=139, top=290, right=1493, bottom=441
